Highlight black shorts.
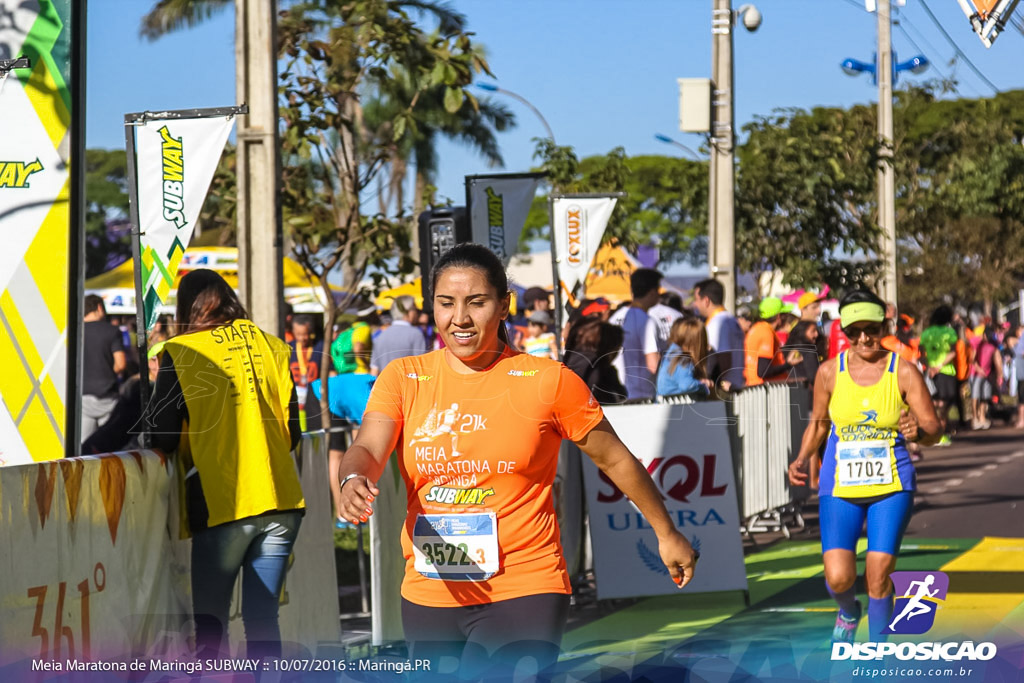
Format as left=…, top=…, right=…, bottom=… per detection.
left=329, top=429, right=348, bottom=452
left=1017, top=380, right=1024, bottom=403
left=402, top=593, right=570, bottom=680
left=932, top=373, right=958, bottom=403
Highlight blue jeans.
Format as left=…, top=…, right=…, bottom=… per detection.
left=191, top=510, right=303, bottom=659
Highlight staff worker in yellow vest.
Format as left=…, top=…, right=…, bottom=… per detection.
left=148, top=269, right=304, bottom=660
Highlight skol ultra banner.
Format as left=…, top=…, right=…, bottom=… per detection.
left=550, top=194, right=618, bottom=311
left=132, top=115, right=235, bottom=331
left=582, top=402, right=748, bottom=600
left=466, top=173, right=544, bottom=264
left=0, top=0, right=75, bottom=465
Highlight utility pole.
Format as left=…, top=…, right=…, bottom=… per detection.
left=235, top=0, right=284, bottom=336
left=709, top=0, right=737, bottom=311
left=876, top=0, right=898, bottom=305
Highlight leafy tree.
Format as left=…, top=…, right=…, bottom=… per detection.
left=84, top=149, right=131, bottom=278
left=276, top=0, right=496, bottom=424
left=524, top=141, right=708, bottom=264
left=362, top=62, right=515, bottom=220
left=140, top=0, right=231, bottom=40
left=142, top=0, right=501, bottom=427
left=895, top=88, right=1024, bottom=317
left=735, top=104, right=881, bottom=292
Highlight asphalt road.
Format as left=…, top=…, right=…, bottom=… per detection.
left=907, top=423, right=1024, bottom=538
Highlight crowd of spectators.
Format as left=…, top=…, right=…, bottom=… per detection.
left=80, top=273, right=1024, bottom=457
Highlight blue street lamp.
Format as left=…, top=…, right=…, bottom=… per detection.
left=840, top=52, right=930, bottom=84
left=475, top=83, right=556, bottom=143
left=654, top=133, right=702, bottom=160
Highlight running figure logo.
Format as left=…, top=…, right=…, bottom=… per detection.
left=859, top=410, right=879, bottom=424
left=884, top=571, right=949, bottom=634
left=409, top=403, right=464, bottom=457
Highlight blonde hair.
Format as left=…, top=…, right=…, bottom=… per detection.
left=667, top=317, right=708, bottom=379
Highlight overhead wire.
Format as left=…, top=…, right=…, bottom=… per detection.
left=1011, top=13, right=1024, bottom=36
left=838, top=0, right=868, bottom=11
left=893, top=12, right=965, bottom=92
left=917, top=0, right=1001, bottom=93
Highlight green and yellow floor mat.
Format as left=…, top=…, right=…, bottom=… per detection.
left=559, top=538, right=1024, bottom=682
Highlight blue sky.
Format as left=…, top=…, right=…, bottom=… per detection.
left=86, top=0, right=1023, bottom=228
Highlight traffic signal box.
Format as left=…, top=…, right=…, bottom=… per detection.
left=418, top=206, right=469, bottom=314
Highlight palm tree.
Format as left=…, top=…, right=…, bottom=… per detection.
left=364, top=65, right=516, bottom=218
left=140, top=0, right=232, bottom=40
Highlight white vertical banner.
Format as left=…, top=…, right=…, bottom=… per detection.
left=550, top=194, right=619, bottom=310
left=133, top=114, right=236, bottom=330
left=466, top=173, right=544, bottom=264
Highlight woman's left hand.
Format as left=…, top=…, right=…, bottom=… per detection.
left=898, top=408, right=919, bottom=441
left=658, top=530, right=699, bottom=589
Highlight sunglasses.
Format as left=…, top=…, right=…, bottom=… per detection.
left=843, top=322, right=883, bottom=339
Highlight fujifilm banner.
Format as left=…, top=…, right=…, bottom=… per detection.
left=550, top=194, right=620, bottom=309
left=131, top=112, right=236, bottom=330
left=466, top=173, right=544, bottom=263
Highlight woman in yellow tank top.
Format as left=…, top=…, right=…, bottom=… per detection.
left=789, top=290, right=941, bottom=644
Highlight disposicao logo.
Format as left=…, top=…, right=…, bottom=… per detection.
left=832, top=570, right=998, bottom=663
left=886, top=570, right=948, bottom=634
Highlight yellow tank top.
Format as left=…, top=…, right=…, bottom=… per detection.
left=166, top=319, right=305, bottom=527
left=823, top=352, right=913, bottom=498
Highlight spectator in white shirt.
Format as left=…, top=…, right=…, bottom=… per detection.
left=609, top=269, right=662, bottom=400
left=692, top=278, right=746, bottom=391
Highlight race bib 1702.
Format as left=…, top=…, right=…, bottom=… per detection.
left=836, top=439, right=894, bottom=487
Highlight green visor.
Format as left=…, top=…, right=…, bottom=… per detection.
left=839, top=301, right=885, bottom=328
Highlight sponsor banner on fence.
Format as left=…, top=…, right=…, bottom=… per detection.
left=582, top=402, right=748, bottom=599
left=0, top=451, right=185, bottom=667
left=134, top=116, right=234, bottom=330
left=550, top=195, right=618, bottom=311
left=466, top=174, right=544, bottom=263
left=0, top=440, right=338, bottom=675
left=0, top=0, right=74, bottom=465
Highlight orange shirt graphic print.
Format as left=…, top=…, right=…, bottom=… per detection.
left=408, top=402, right=465, bottom=458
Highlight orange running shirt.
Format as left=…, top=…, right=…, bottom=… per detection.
left=744, top=320, right=784, bottom=386
left=365, top=347, right=604, bottom=607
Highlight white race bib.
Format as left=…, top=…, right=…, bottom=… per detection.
left=412, top=512, right=499, bottom=581
left=836, top=439, right=893, bottom=487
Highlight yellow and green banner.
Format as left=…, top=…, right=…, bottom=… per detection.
left=0, top=0, right=75, bottom=464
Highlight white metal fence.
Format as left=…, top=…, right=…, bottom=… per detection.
left=727, top=383, right=813, bottom=537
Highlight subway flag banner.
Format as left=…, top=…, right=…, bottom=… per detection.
left=0, top=0, right=74, bottom=465
left=133, top=116, right=234, bottom=331
left=466, top=174, right=544, bottom=265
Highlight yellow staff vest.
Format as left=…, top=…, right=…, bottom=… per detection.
left=165, top=319, right=305, bottom=528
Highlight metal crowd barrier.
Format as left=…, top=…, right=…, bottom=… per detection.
left=728, top=383, right=813, bottom=539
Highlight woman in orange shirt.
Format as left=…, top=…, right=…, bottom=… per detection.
left=336, top=244, right=697, bottom=679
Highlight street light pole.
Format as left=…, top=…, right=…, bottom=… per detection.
left=710, top=0, right=737, bottom=311
left=877, top=0, right=898, bottom=305
left=476, top=83, right=555, bottom=143
left=654, top=133, right=702, bottom=160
